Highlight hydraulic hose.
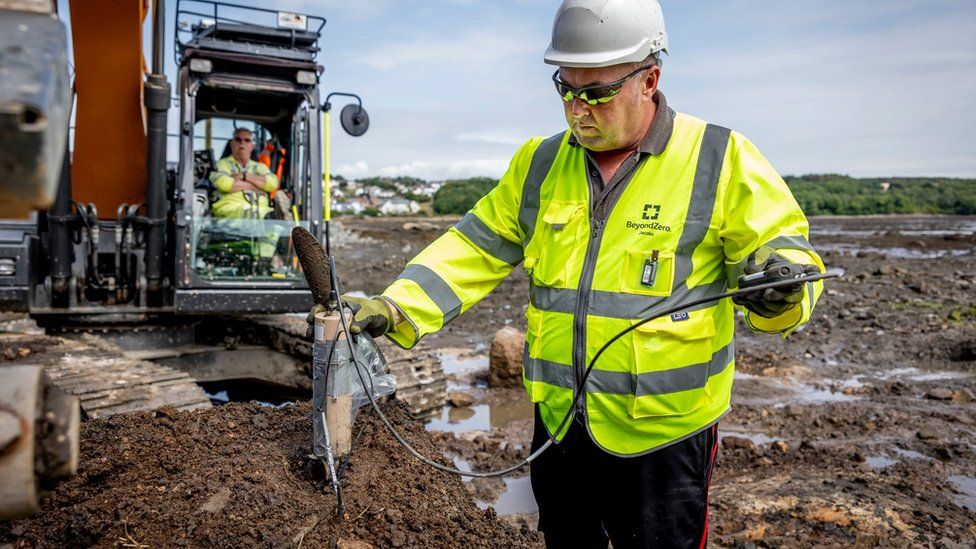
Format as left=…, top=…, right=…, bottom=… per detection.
left=329, top=256, right=840, bottom=478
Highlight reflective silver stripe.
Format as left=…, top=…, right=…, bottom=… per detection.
left=672, top=124, right=731, bottom=291
left=529, top=284, right=576, bottom=314
left=727, top=234, right=816, bottom=286
left=766, top=234, right=815, bottom=253
left=454, top=213, right=524, bottom=266
left=522, top=345, right=575, bottom=388
left=636, top=343, right=733, bottom=396
left=398, top=264, right=463, bottom=325
left=519, top=132, right=564, bottom=246
left=530, top=278, right=727, bottom=319
left=523, top=342, right=734, bottom=396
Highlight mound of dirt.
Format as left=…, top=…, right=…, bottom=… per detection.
left=1, top=401, right=541, bottom=548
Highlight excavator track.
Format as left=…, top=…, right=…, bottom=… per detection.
left=2, top=313, right=447, bottom=420
left=0, top=332, right=211, bottom=419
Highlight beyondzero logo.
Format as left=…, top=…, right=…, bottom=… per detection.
left=642, top=204, right=660, bottom=220
left=627, top=203, right=670, bottom=235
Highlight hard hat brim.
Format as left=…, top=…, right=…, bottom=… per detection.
left=544, top=39, right=664, bottom=68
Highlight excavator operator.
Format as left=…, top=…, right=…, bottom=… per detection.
left=209, top=127, right=279, bottom=219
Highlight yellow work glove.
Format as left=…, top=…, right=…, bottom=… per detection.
left=304, top=295, right=394, bottom=339
left=732, top=247, right=819, bottom=318
left=342, top=295, right=395, bottom=337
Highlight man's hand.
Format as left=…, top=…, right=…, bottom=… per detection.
left=304, top=302, right=328, bottom=339
left=343, top=295, right=395, bottom=337
left=304, top=295, right=394, bottom=339
left=732, top=247, right=819, bottom=318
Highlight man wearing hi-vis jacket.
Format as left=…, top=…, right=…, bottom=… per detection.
left=310, top=1, right=825, bottom=547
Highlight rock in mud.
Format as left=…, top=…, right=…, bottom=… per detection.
left=925, top=388, right=955, bottom=401
left=952, top=388, right=974, bottom=403
left=490, top=326, right=525, bottom=388
left=337, top=540, right=374, bottom=549
left=722, top=436, right=757, bottom=451
left=402, top=221, right=438, bottom=232
left=448, top=391, right=476, bottom=408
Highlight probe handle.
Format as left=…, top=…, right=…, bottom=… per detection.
left=738, top=262, right=806, bottom=288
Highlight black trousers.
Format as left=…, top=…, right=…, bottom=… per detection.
left=530, top=408, right=719, bottom=549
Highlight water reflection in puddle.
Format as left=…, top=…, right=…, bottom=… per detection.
left=893, top=448, right=932, bottom=461
left=440, top=352, right=489, bottom=376
left=874, top=367, right=973, bottom=383
left=425, top=398, right=534, bottom=433
left=476, top=476, right=537, bottom=515
left=426, top=404, right=490, bottom=432
left=865, top=455, right=898, bottom=468
left=719, top=430, right=784, bottom=445
left=771, top=383, right=858, bottom=407
left=452, top=457, right=538, bottom=516
left=948, top=476, right=976, bottom=512
left=815, top=243, right=972, bottom=259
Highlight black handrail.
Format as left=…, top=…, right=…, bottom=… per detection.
left=174, top=0, right=327, bottom=64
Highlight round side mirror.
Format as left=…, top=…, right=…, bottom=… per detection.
left=340, top=104, right=369, bottom=137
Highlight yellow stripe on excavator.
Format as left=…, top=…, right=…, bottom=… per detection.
left=323, top=109, right=331, bottom=222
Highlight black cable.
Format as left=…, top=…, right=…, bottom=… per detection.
left=331, top=258, right=839, bottom=478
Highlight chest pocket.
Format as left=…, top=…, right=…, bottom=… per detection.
left=619, top=249, right=675, bottom=297
left=524, top=200, right=586, bottom=287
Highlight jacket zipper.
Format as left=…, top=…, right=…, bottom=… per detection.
left=571, top=152, right=644, bottom=420
left=572, top=217, right=605, bottom=417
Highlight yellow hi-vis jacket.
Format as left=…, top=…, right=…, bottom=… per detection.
left=382, top=113, right=824, bottom=456
left=209, top=157, right=279, bottom=219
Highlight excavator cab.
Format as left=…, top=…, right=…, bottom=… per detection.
left=171, top=1, right=327, bottom=312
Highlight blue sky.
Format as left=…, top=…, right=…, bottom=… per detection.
left=60, top=0, right=976, bottom=180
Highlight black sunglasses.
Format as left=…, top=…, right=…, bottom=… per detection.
left=233, top=136, right=252, bottom=143
left=553, top=65, right=654, bottom=106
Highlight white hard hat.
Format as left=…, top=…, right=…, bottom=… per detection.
left=544, top=0, right=668, bottom=68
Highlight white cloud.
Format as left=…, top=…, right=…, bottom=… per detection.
left=349, top=27, right=538, bottom=71
left=455, top=132, right=526, bottom=146
left=334, top=161, right=371, bottom=179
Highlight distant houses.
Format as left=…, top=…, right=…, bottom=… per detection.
left=378, top=198, right=421, bottom=215
left=328, top=176, right=437, bottom=216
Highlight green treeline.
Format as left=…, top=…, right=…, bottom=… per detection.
left=785, top=175, right=976, bottom=216
left=428, top=174, right=976, bottom=216
left=432, top=177, right=497, bottom=214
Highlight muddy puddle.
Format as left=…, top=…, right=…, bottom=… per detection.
left=948, top=475, right=976, bottom=512
left=427, top=352, right=537, bottom=516
left=814, top=242, right=972, bottom=259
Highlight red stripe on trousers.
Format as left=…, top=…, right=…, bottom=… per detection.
left=699, top=424, right=719, bottom=549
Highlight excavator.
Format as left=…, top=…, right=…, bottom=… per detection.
left=0, top=0, right=373, bottom=518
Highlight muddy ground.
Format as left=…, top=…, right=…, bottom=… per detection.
left=0, top=401, right=539, bottom=548
left=2, top=215, right=975, bottom=547
left=336, top=215, right=976, bottom=547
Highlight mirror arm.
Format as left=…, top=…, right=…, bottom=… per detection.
left=322, top=92, right=363, bottom=113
